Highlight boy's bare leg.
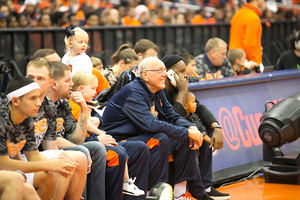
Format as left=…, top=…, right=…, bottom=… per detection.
left=60, top=151, right=87, bottom=200
left=33, top=171, right=55, bottom=200
left=23, top=183, right=40, bottom=200
left=0, top=171, right=25, bottom=200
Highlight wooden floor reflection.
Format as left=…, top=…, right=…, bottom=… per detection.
left=217, top=176, right=300, bottom=200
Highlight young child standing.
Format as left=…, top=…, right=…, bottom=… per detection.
left=62, top=24, right=93, bottom=76
left=62, top=24, right=110, bottom=95
left=69, top=71, right=145, bottom=197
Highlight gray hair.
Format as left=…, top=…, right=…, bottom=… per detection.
left=136, top=57, right=165, bottom=78
left=205, top=37, right=227, bottom=53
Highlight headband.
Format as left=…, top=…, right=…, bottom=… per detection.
left=65, top=23, right=77, bottom=38
left=7, top=82, right=40, bottom=102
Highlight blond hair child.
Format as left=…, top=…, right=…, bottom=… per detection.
left=227, top=48, right=259, bottom=76
left=62, top=24, right=93, bottom=76
left=69, top=71, right=145, bottom=197
left=91, top=56, right=104, bottom=72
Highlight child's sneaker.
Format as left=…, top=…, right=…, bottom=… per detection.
left=123, top=177, right=145, bottom=196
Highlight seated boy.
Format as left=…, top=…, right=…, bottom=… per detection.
left=227, top=48, right=259, bottom=76
left=180, top=53, right=203, bottom=82
left=0, top=76, right=78, bottom=200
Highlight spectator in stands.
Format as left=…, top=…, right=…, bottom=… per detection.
left=104, top=8, right=121, bottom=25
left=102, top=44, right=139, bottom=86
left=0, top=4, right=10, bottom=16
left=134, top=39, right=160, bottom=61
left=229, top=0, right=264, bottom=65
left=38, top=0, right=51, bottom=15
left=161, top=54, right=230, bottom=200
left=122, top=6, right=141, bottom=26
left=91, top=56, right=104, bottom=72
left=7, top=14, right=18, bottom=27
left=176, top=13, right=186, bottom=25
left=0, top=12, right=7, bottom=28
left=17, top=13, right=29, bottom=27
left=101, top=57, right=204, bottom=200
left=51, top=11, right=68, bottom=27
left=195, top=37, right=235, bottom=80
left=85, top=12, right=100, bottom=27
left=37, top=13, right=51, bottom=27
left=275, top=30, right=300, bottom=70
left=261, top=8, right=275, bottom=23
left=62, top=24, right=110, bottom=94
left=18, top=0, right=38, bottom=27
left=191, top=8, right=206, bottom=24
left=227, top=48, right=258, bottom=75
left=185, top=9, right=195, bottom=24
left=67, top=13, right=79, bottom=26
left=0, top=170, right=40, bottom=200
left=135, top=4, right=150, bottom=25
left=180, top=53, right=201, bottom=82
left=0, top=76, right=78, bottom=200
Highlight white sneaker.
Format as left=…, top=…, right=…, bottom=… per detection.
left=123, top=177, right=145, bottom=196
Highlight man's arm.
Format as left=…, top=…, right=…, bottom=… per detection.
left=68, top=92, right=89, bottom=144
left=42, top=140, right=59, bottom=150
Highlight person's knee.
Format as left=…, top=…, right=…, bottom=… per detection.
left=2, top=171, right=25, bottom=187
left=34, top=171, right=55, bottom=189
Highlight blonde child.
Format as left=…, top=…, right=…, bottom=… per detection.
left=69, top=71, right=145, bottom=197
left=62, top=24, right=110, bottom=96
left=227, top=48, right=259, bottom=76
left=91, top=56, right=103, bottom=72
left=62, top=24, right=93, bottom=76
left=180, top=53, right=204, bottom=82
left=183, top=91, right=211, bottom=145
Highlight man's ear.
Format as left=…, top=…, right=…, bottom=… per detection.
left=11, top=97, right=19, bottom=107
left=141, top=71, right=148, bottom=81
left=49, top=79, right=57, bottom=89
left=137, top=53, right=143, bottom=61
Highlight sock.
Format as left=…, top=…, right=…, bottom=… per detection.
left=205, top=187, right=211, bottom=193
left=147, top=191, right=150, bottom=196
left=174, top=181, right=187, bottom=198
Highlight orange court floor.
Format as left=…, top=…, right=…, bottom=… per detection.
left=216, top=176, right=300, bottom=200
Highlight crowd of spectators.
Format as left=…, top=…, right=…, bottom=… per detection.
left=0, top=0, right=299, bottom=28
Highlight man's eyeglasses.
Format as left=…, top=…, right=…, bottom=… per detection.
left=145, top=69, right=167, bottom=73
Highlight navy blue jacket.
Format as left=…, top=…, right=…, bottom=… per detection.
left=101, top=77, right=194, bottom=141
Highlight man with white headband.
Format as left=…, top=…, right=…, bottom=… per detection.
left=0, top=76, right=78, bottom=200
left=26, top=57, right=88, bottom=200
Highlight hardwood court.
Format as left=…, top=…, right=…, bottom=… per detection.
left=217, top=176, right=300, bottom=200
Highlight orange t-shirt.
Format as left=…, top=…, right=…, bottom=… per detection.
left=92, top=68, right=110, bottom=95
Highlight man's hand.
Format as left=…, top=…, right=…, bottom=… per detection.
left=89, top=117, right=100, bottom=127
left=189, top=138, right=202, bottom=150
left=174, top=72, right=188, bottom=92
left=50, top=157, right=79, bottom=178
left=188, top=127, right=203, bottom=148
left=97, top=134, right=118, bottom=147
left=70, top=92, right=87, bottom=110
left=210, top=127, right=223, bottom=153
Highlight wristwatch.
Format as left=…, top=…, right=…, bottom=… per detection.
left=212, top=125, right=222, bottom=130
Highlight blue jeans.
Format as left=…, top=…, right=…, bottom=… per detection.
left=63, top=141, right=107, bottom=200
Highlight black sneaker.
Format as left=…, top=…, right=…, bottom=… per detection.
left=198, top=194, right=214, bottom=200
left=206, top=187, right=230, bottom=200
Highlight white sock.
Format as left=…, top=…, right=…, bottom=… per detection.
left=205, top=187, right=211, bottom=192
left=174, top=181, right=187, bottom=198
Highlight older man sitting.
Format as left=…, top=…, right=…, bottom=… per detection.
left=101, top=57, right=214, bottom=200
